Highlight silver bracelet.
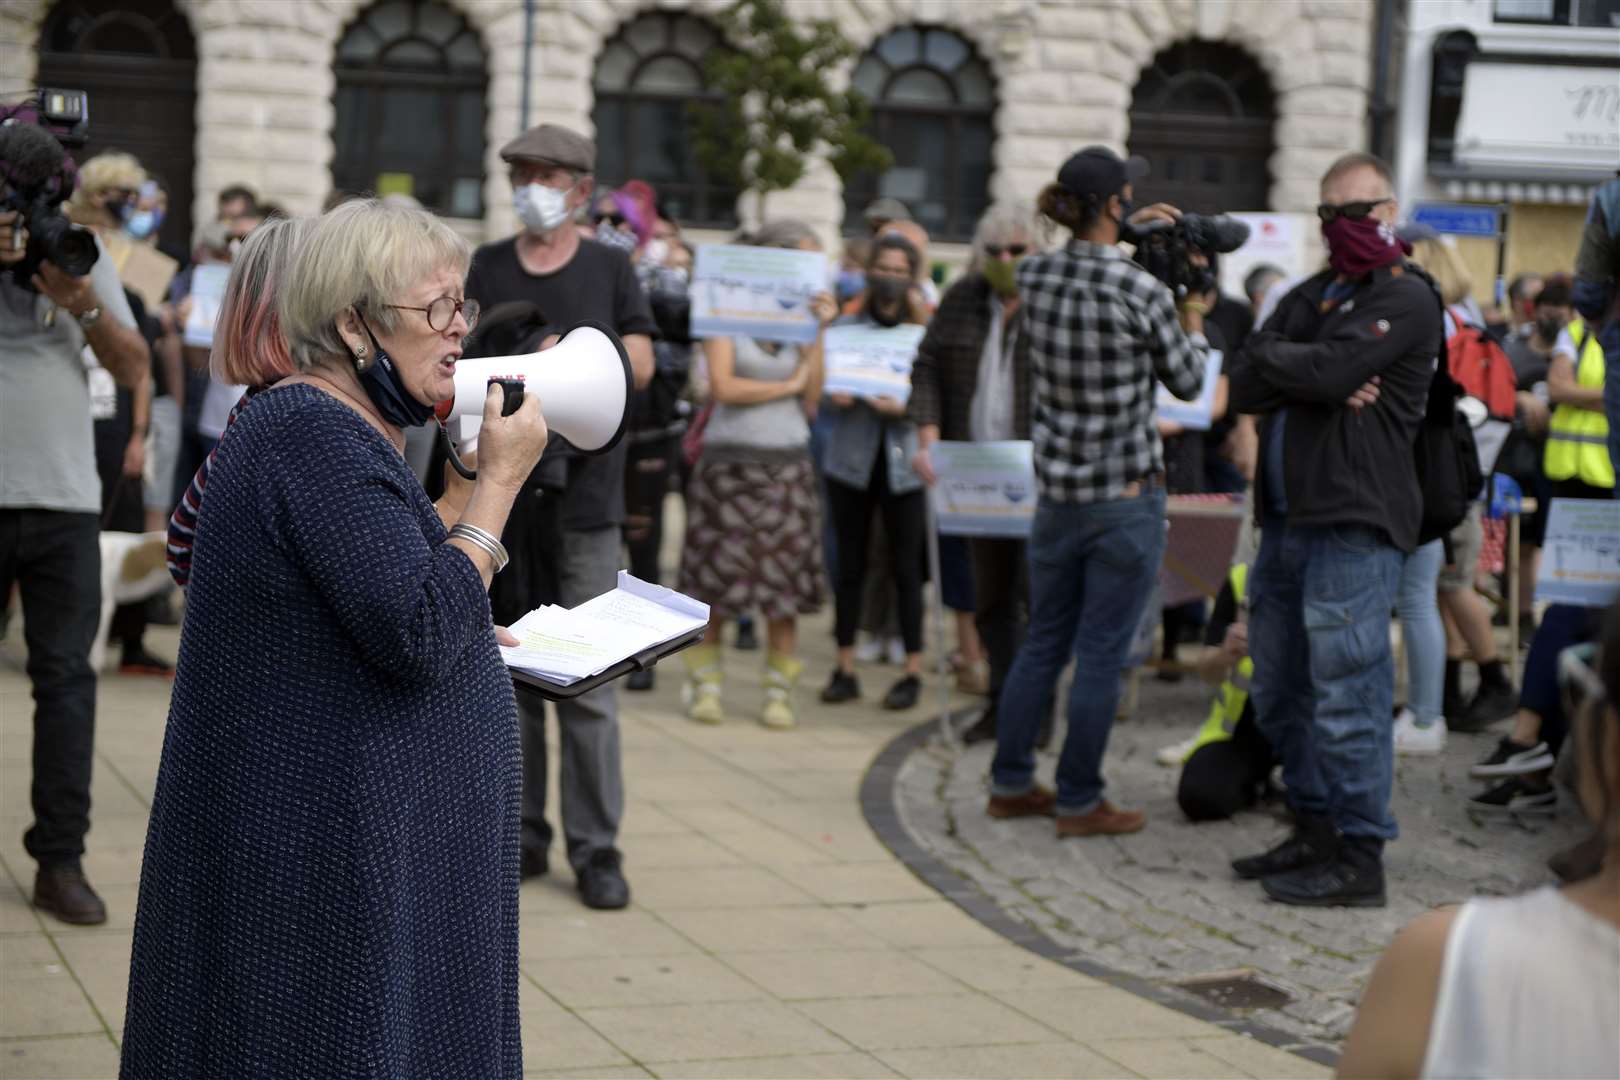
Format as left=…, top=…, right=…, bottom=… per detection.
left=448, top=523, right=509, bottom=574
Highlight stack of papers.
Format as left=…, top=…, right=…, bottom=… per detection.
left=500, top=572, right=710, bottom=687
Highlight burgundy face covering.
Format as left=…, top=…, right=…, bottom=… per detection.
left=1322, top=216, right=1411, bottom=277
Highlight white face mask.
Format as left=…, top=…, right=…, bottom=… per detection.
left=642, top=238, right=670, bottom=266
left=513, top=182, right=574, bottom=233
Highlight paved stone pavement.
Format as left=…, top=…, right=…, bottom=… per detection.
left=893, top=667, right=1586, bottom=1054
left=0, top=617, right=1324, bottom=1079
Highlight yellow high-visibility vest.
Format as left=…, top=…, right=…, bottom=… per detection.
left=1188, top=564, right=1251, bottom=757
left=1544, top=318, right=1613, bottom=489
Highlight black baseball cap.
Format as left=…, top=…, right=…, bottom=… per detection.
left=1057, top=146, right=1149, bottom=201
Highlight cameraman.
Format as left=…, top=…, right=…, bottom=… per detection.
left=1, top=122, right=149, bottom=926
left=986, top=146, right=1208, bottom=838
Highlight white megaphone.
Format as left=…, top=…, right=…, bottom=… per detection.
left=434, top=321, right=632, bottom=480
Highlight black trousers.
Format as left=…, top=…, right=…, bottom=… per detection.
left=825, top=460, right=925, bottom=653
left=1176, top=712, right=1276, bottom=822
left=970, top=537, right=1028, bottom=699
left=624, top=434, right=676, bottom=586
left=0, top=509, right=101, bottom=867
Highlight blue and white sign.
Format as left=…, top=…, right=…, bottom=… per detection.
left=1410, top=203, right=1501, bottom=239
left=690, top=243, right=828, bottom=344
left=1155, top=350, right=1224, bottom=431
left=821, top=322, right=925, bottom=406
left=1535, top=498, right=1620, bottom=608
left=929, top=441, right=1037, bottom=539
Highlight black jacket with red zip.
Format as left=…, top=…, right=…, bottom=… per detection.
left=1229, top=263, right=1443, bottom=554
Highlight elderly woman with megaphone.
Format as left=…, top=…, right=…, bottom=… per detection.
left=122, top=198, right=549, bottom=1077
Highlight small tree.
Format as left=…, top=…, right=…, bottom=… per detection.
left=691, top=0, right=893, bottom=224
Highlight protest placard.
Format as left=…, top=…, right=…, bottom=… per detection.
left=690, top=244, right=828, bottom=344
left=1154, top=349, right=1224, bottom=430
left=822, top=322, right=925, bottom=405
left=182, top=264, right=230, bottom=349
left=1535, top=498, right=1620, bottom=607
left=928, top=440, right=1037, bottom=539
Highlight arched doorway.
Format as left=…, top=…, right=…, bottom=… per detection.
left=1127, top=40, right=1275, bottom=214
left=36, top=0, right=197, bottom=256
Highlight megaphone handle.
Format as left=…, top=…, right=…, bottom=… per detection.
left=438, top=420, right=477, bottom=482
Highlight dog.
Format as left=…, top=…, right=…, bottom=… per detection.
left=91, top=531, right=173, bottom=672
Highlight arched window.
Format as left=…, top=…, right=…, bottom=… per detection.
left=332, top=0, right=487, bottom=218
left=37, top=0, right=196, bottom=255
left=842, top=27, right=996, bottom=243
left=592, top=12, right=736, bottom=228
left=1127, top=41, right=1276, bottom=214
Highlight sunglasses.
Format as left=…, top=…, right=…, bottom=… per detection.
left=1316, top=198, right=1392, bottom=224
left=985, top=244, right=1028, bottom=258
left=593, top=212, right=627, bottom=228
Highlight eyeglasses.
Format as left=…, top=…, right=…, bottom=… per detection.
left=984, top=244, right=1028, bottom=258
left=1316, top=198, right=1392, bottom=224
left=387, top=296, right=480, bottom=333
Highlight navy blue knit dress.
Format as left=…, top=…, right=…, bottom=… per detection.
left=121, top=384, right=522, bottom=1078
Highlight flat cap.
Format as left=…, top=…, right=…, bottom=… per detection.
left=863, top=196, right=912, bottom=224
left=500, top=123, right=595, bottom=173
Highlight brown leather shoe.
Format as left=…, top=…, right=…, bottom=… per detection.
left=986, top=785, right=1057, bottom=819
left=33, top=865, right=107, bottom=926
left=1056, top=801, right=1147, bottom=837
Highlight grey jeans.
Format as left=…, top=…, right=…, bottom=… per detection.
left=518, top=524, right=625, bottom=874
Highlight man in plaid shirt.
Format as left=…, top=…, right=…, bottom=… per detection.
left=987, top=146, right=1210, bottom=838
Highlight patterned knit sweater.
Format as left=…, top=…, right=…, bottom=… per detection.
left=122, top=384, right=522, bottom=1078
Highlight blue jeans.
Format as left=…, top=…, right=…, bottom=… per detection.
left=1397, top=538, right=1445, bottom=726
left=991, top=490, right=1167, bottom=816
left=1248, top=517, right=1403, bottom=840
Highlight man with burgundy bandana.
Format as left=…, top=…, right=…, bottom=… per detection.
left=1226, top=153, right=1442, bottom=907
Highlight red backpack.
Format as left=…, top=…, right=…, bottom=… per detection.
left=1445, top=307, right=1518, bottom=420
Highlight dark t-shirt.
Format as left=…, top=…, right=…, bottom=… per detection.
left=465, top=237, right=657, bottom=532
left=1503, top=333, right=1551, bottom=388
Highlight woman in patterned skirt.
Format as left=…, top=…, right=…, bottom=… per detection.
left=678, top=219, right=837, bottom=729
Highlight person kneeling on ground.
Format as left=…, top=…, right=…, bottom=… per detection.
left=1161, top=564, right=1278, bottom=821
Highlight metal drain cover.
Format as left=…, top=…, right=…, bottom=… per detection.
left=1174, top=970, right=1293, bottom=1011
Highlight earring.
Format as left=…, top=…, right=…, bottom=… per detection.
left=353, top=345, right=371, bottom=373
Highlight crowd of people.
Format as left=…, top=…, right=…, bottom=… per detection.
left=4, top=104, right=1619, bottom=1075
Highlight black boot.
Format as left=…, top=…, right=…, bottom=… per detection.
left=1262, top=835, right=1386, bottom=908
left=1231, top=813, right=1336, bottom=880
left=960, top=704, right=997, bottom=745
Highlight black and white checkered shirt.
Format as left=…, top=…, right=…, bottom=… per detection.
left=1017, top=240, right=1208, bottom=504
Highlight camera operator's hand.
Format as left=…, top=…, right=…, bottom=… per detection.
left=0, top=210, right=28, bottom=266
left=1128, top=203, right=1182, bottom=228
left=32, top=261, right=97, bottom=317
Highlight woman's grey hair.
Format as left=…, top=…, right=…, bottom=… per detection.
left=209, top=215, right=316, bottom=385
left=280, top=198, right=472, bottom=372
left=742, top=218, right=820, bottom=251
left=969, top=202, right=1039, bottom=271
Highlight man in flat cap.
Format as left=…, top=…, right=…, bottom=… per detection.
left=465, top=122, right=657, bottom=912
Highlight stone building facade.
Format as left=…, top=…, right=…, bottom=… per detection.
left=3, top=0, right=1378, bottom=257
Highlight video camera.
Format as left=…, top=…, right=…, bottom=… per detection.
left=1124, top=212, right=1249, bottom=301
left=0, top=88, right=99, bottom=282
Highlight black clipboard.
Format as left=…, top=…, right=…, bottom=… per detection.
left=508, top=625, right=707, bottom=701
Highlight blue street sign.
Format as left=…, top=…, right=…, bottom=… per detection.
left=1411, top=203, right=1501, bottom=238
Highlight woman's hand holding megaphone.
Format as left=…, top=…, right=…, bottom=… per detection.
left=475, top=380, right=549, bottom=493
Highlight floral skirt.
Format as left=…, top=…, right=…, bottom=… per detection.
left=678, top=451, right=826, bottom=621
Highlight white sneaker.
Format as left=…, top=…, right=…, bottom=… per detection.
left=1155, top=733, right=1201, bottom=767
left=1394, top=707, right=1447, bottom=756
left=885, top=637, right=907, bottom=666
left=854, top=636, right=885, bottom=664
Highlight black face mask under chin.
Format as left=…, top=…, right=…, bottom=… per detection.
left=357, top=322, right=438, bottom=429
left=867, top=278, right=909, bottom=326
